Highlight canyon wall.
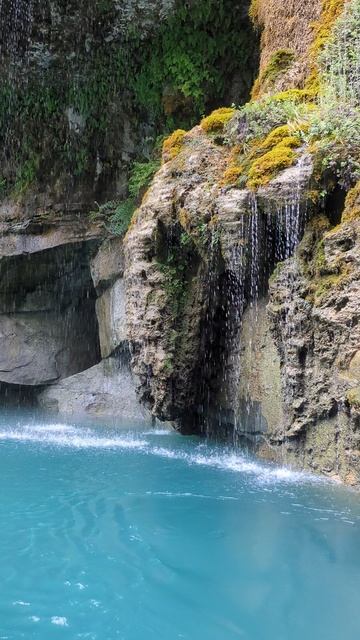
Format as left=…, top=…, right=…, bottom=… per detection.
left=124, top=0, right=360, bottom=484
left=1, top=0, right=359, bottom=485
left=0, top=0, right=255, bottom=419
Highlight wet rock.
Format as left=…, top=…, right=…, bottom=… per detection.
left=268, top=214, right=360, bottom=483
left=38, top=350, right=152, bottom=422
left=124, top=125, right=313, bottom=433
left=96, top=279, right=127, bottom=359
left=0, top=242, right=100, bottom=386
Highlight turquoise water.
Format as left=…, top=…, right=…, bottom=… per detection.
left=1, top=414, right=360, bottom=639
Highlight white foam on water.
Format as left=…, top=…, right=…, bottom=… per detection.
left=141, top=429, right=174, bottom=436
left=76, top=583, right=86, bottom=590
left=24, top=423, right=77, bottom=434
left=150, top=445, right=322, bottom=485
left=0, top=429, right=148, bottom=450
left=0, top=423, right=323, bottom=485
left=51, top=616, right=68, bottom=627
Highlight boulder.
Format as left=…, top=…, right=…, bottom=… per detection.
left=38, top=353, right=152, bottom=423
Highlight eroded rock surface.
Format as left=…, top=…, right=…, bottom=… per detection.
left=124, top=118, right=360, bottom=485
left=124, top=125, right=312, bottom=428
left=267, top=210, right=360, bottom=484
left=0, top=242, right=100, bottom=385
left=39, top=349, right=152, bottom=422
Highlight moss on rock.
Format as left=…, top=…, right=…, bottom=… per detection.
left=252, top=49, right=295, bottom=99
left=200, top=108, right=236, bottom=134
left=247, top=144, right=297, bottom=189
left=162, top=130, right=187, bottom=162
left=342, top=182, right=360, bottom=222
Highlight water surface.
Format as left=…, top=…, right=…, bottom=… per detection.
left=1, top=413, right=360, bottom=639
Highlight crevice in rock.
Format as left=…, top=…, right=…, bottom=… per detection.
left=324, top=184, right=346, bottom=226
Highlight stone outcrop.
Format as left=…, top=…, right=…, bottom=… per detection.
left=0, top=203, right=150, bottom=421
left=124, top=124, right=312, bottom=428
left=38, top=350, right=152, bottom=423
left=124, top=114, right=360, bottom=485
left=124, top=128, right=227, bottom=424
left=266, top=207, right=360, bottom=484
left=90, top=238, right=127, bottom=358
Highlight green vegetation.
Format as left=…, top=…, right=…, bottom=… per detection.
left=91, top=199, right=137, bottom=237
left=0, top=0, right=256, bottom=198
left=133, top=1, right=254, bottom=120
left=90, top=158, right=160, bottom=236
left=219, top=0, right=360, bottom=192
left=158, top=248, right=190, bottom=316
left=128, top=160, right=160, bottom=198
left=306, top=0, right=347, bottom=93
left=252, top=49, right=295, bottom=99
left=321, top=0, right=360, bottom=106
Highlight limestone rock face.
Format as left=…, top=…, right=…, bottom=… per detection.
left=0, top=203, right=140, bottom=420
left=124, top=128, right=227, bottom=424
left=38, top=351, right=152, bottom=422
left=124, top=125, right=313, bottom=429
left=267, top=214, right=360, bottom=484
left=90, top=237, right=128, bottom=358
left=124, top=117, right=360, bottom=485
left=0, top=201, right=105, bottom=257
left=96, top=276, right=127, bottom=359
left=0, top=242, right=100, bottom=386
left=90, top=238, right=124, bottom=294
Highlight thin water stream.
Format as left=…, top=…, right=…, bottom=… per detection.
left=1, top=412, right=360, bottom=639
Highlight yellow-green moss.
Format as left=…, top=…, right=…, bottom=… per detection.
left=219, top=144, right=244, bottom=186
left=346, top=387, right=360, bottom=409
left=247, top=145, right=297, bottom=189
left=221, top=165, right=244, bottom=186
left=162, top=129, right=187, bottom=162
left=305, top=0, right=346, bottom=94
left=245, top=124, right=304, bottom=189
left=260, top=125, right=301, bottom=151
left=249, top=0, right=261, bottom=26
left=311, top=0, right=346, bottom=59
left=200, top=107, right=235, bottom=133
left=252, top=49, right=295, bottom=99
left=342, top=182, right=360, bottom=222
left=220, top=120, right=308, bottom=191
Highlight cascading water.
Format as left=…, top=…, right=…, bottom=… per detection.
left=219, top=179, right=309, bottom=447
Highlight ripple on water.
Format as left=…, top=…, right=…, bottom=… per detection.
left=1, top=417, right=360, bottom=640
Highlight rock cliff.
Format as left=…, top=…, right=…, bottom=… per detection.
left=0, top=0, right=256, bottom=421
left=124, top=0, right=360, bottom=485
left=1, top=0, right=359, bottom=486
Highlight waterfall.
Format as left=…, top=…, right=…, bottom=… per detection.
left=219, top=181, right=309, bottom=446
left=0, top=0, right=33, bottom=68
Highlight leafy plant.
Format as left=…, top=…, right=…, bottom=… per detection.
left=91, top=198, right=136, bottom=236
left=0, top=0, right=256, bottom=195
left=128, top=160, right=160, bottom=198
